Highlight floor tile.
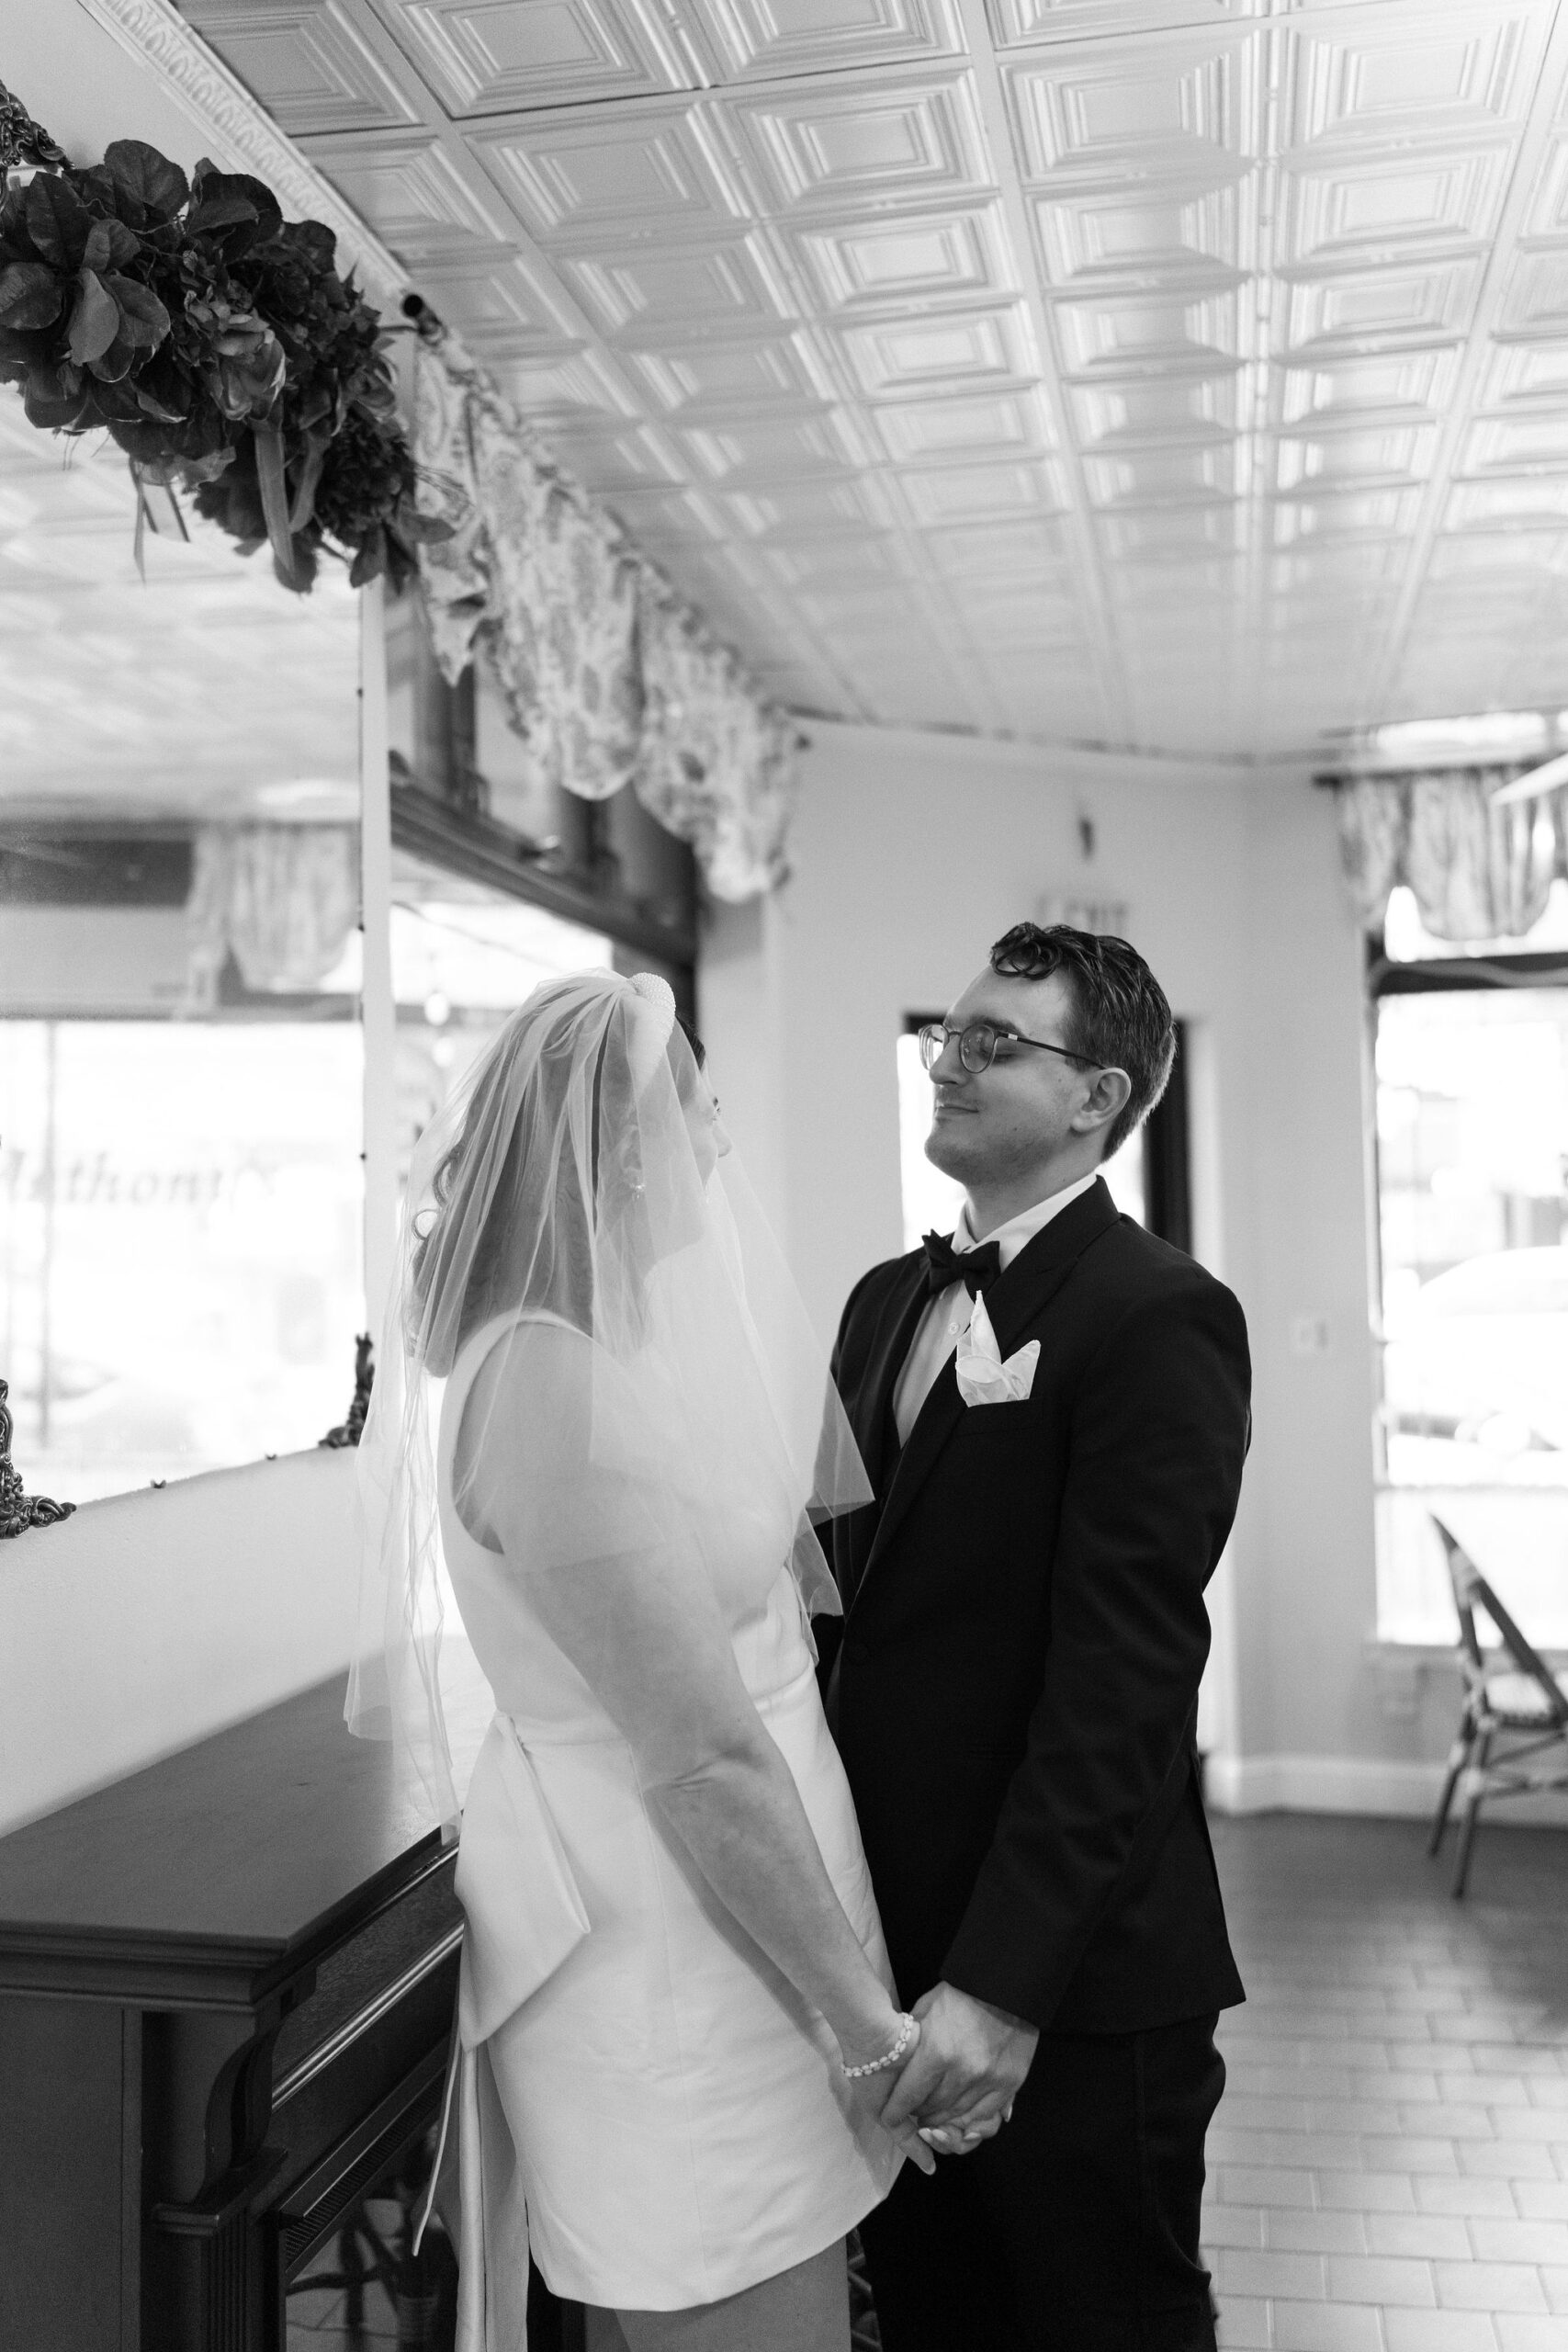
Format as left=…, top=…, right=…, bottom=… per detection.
left=1203, top=2204, right=1269, bottom=2249
left=1415, top=2177, right=1522, bottom=2218
left=1270, top=2303, right=1382, bottom=2352
left=1315, top=2172, right=1420, bottom=2214
left=1221, top=2166, right=1319, bottom=2210
left=1494, top=2320, right=1568, bottom=2350
left=1434, top=2262, right=1549, bottom=2313
left=1214, top=2294, right=1273, bottom=2349
left=1216, top=2249, right=1328, bottom=2301
left=1382, top=2313, right=1498, bottom=2352
left=1325, top=2256, right=1437, bottom=2308
left=1267, top=2211, right=1371, bottom=2256
left=1364, top=2213, right=1472, bottom=2260
left=1468, top=2217, right=1568, bottom=2264
left=1512, top=2180, right=1568, bottom=2219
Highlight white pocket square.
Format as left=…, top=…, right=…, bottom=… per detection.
left=954, top=1293, right=1040, bottom=1407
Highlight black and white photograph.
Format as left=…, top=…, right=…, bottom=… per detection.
left=2, top=5, right=1568, bottom=2349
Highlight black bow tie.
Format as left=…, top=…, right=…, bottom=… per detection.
left=922, top=1230, right=1001, bottom=1299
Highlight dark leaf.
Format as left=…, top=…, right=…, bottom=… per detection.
left=23, top=366, right=93, bottom=432
left=393, top=501, right=456, bottom=547
left=190, top=171, right=282, bottom=238
left=130, top=349, right=190, bottom=422
left=0, top=262, right=64, bottom=332
left=103, top=275, right=171, bottom=350
left=86, top=328, right=140, bottom=385
left=348, top=524, right=387, bottom=588
left=83, top=217, right=140, bottom=272
left=74, top=164, right=139, bottom=227
left=24, top=176, right=91, bottom=270
left=68, top=269, right=122, bottom=367
left=186, top=194, right=259, bottom=237
left=104, top=141, right=189, bottom=225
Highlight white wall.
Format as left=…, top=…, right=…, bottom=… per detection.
left=702, top=723, right=1514, bottom=1817
left=6, top=3, right=223, bottom=176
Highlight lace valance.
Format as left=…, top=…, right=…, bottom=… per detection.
left=1337, top=768, right=1567, bottom=943
left=412, top=331, right=800, bottom=902
left=186, top=823, right=358, bottom=997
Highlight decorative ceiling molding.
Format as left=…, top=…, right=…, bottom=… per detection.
left=75, top=0, right=411, bottom=311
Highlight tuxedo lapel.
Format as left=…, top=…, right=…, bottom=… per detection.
left=854, top=1178, right=1122, bottom=1602
left=852, top=1258, right=930, bottom=1492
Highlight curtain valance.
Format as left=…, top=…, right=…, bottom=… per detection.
left=412, top=330, right=799, bottom=902
left=186, top=823, right=358, bottom=997
left=1337, top=768, right=1568, bottom=943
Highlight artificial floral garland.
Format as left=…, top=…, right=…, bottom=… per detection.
left=0, top=91, right=443, bottom=593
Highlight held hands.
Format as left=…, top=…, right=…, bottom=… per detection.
left=879, top=1984, right=1039, bottom=2157
left=842, top=2015, right=939, bottom=2176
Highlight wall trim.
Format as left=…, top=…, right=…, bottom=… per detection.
left=75, top=0, right=408, bottom=310
left=1207, top=1750, right=1568, bottom=1829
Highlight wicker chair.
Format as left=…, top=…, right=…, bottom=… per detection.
left=1427, top=1517, right=1568, bottom=1897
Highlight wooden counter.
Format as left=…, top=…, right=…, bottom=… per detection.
left=0, top=1675, right=460, bottom=2351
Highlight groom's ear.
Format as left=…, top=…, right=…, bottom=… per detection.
left=1073, top=1065, right=1132, bottom=1139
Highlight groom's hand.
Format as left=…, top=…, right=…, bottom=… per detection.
left=878, top=1984, right=1039, bottom=2153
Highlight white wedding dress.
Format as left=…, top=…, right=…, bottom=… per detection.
left=433, top=1311, right=901, bottom=2341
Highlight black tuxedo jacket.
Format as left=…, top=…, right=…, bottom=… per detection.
left=824, top=1177, right=1248, bottom=2036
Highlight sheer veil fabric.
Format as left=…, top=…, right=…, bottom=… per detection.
left=347, top=967, right=871, bottom=1830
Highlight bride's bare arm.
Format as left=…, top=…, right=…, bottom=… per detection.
left=461, top=1329, right=930, bottom=2153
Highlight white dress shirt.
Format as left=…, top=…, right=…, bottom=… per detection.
left=891, top=1172, right=1099, bottom=1445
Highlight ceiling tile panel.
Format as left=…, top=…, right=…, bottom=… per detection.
left=1270, top=488, right=1422, bottom=544
left=1071, top=372, right=1237, bottom=447
left=181, top=1, right=424, bottom=133
left=874, top=390, right=1051, bottom=460
left=790, top=205, right=1017, bottom=313
left=560, top=238, right=796, bottom=337
left=1280, top=7, right=1542, bottom=152
left=680, top=410, right=864, bottom=477
left=728, top=70, right=989, bottom=211
left=626, top=335, right=834, bottom=413
left=1033, top=175, right=1247, bottom=291
left=1275, top=346, right=1459, bottom=425
left=836, top=307, right=1038, bottom=395
left=1054, top=288, right=1242, bottom=375
left=1496, top=249, right=1568, bottom=335
left=1004, top=31, right=1260, bottom=183
left=1278, top=260, right=1480, bottom=356
left=295, top=129, right=513, bottom=254
left=471, top=107, right=746, bottom=244
left=898, top=458, right=1063, bottom=521
left=370, top=0, right=694, bottom=110
left=681, top=0, right=964, bottom=83
left=1274, top=424, right=1437, bottom=491
left=1278, top=146, right=1510, bottom=273
left=1083, top=442, right=1239, bottom=505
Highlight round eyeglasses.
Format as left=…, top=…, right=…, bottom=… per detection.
left=917, top=1020, right=1097, bottom=1077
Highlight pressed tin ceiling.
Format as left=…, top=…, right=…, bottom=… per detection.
left=168, top=0, right=1568, bottom=759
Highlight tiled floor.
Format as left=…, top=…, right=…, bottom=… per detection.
left=287, top=1814, right=1568, bottom=2350
left=1203, top=1811, right=1568, bottom=2352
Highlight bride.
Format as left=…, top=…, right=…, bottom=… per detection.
left=351, top=968, right=938, bottom=2351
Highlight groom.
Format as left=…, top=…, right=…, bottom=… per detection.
left=824, top=922, right=1249, bottom=2351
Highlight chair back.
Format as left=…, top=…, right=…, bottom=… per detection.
left=1431, top=1517, right=1568, bottom=1726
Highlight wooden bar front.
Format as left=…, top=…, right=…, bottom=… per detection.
left=0, top=1675, right=462, bottom=2352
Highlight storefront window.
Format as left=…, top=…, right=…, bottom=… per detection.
left=1371, top=899, right=1568, bottom=1644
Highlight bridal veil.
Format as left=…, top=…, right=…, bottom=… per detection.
left=347, top=967, right=871, bottom=1829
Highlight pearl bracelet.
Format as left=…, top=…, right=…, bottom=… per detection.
left=842, top=2013, right=917, bottom=2079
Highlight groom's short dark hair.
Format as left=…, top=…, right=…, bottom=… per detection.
left=988, top=922, right=1175, bottom=1160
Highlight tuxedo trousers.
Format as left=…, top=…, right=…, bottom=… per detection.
left=859, top=2012, right=1224, bottom=2352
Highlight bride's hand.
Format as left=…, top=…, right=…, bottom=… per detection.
left=845, top=2020, right=938, bottom=2176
